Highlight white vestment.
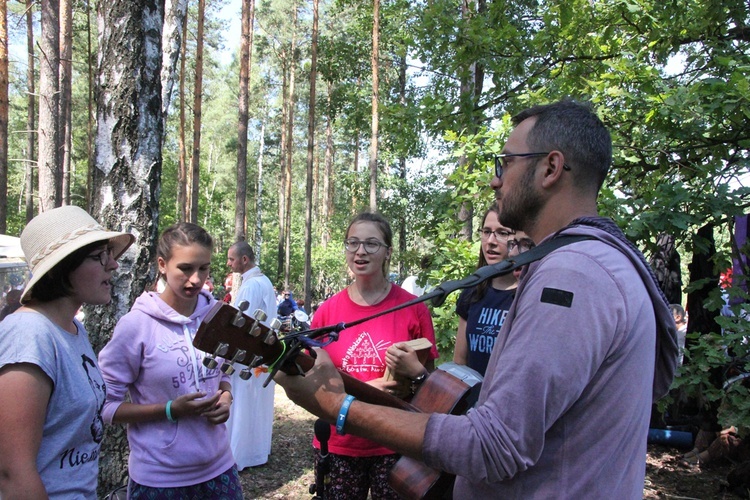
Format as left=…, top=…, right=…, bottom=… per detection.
left=225, top=266, right=277, bottom=469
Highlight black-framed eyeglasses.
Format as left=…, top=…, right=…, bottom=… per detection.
left=507, top=238, right=535, bottom=253
left=493, top=152, right=571, bottom=178
left=477, top=228, right=514, bottom=242
left=87, top=247, right=115, bottom=267
left=344, top=239, right=388, bottom=254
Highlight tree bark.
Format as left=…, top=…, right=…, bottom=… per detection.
left=90, top=0, right=164, bottom=493
left=86, top=0, right=95, bottom=211
left=161, top=0, right=188, bottom=123
left=177, top=11, right=188, bottom=221
left=38, top=0, right=61, bottom=212
left=59, top=0, right=72, bottom=205
left=284, top=4, right=297, bottom=289
left=235, top=0, right=255, bottom=242
left=368, top=0, right=379, bottom=212
left=397, top=56, right=407, bottom=279
left=303, top=0, right=319, bottom=308
left=322, top=81, right=333, bottom=247
left=25, top=0, right=35, bottom=221
left=0, top=0, right=8, bottom=232
left=277, top=54, right=288, bottom=284
left=188, top=0, right=205, bottom=223
left=254, top=118, right=265, bottom=262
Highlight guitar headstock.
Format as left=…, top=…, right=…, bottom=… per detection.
left=194, top=302, right=286, bottom=379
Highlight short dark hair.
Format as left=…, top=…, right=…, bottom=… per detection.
left=31, top=241, right=108, bottom=302
left=670, top=304, right=686, bottom=321
left=512, top=99, right=612, bottom=194
left=230, top=241, right=255, bottom=264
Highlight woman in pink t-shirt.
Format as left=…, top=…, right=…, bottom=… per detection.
left=310, top=212, right=438, bottom=500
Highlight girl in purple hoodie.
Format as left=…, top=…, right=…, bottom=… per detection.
left=99, top=223, right=242, bottom=498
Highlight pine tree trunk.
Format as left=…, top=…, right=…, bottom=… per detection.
left=90, top=0, right=164, bottom=494
left=284, top=6, right=297, bottom=288
left=303, top=0, right=319, bottom=308
left=60, top=0, right=72, bottom=205
left=188, top=0, right=205, bottom=223
left=368, top=0, right=379, bottom=212
left=177, top=11, right=188, bottom=221
left=235, top=0, right=255, bottom=242
left=0, top=0, right=7, bottom=232
left=255, top=118, right=265, bottom=262
left=38, top=0, right=61, bottom=211
left=25, top=0, right=35, bottom=221
left=86, top=0, right=95, bottom=212
left=322, top=81, right=333, bottom=243
left=277, top=56, right=288, bottom=284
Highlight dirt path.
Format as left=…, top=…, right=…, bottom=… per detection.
left=239, top=386, right=737, bottom=499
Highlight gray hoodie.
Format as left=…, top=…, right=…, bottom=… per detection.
left=424, top=218, right=678, bottom=499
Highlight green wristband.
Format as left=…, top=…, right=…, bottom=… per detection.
left=166, top=400, right=176, bottom=422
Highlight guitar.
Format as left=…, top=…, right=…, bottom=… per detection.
left=193, top=301, right=482, bottom=500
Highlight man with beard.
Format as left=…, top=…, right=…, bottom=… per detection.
left=274, top=100, right=679, bottom=498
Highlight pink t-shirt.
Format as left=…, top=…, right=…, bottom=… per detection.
left=311, top=283, right=437, bottom=456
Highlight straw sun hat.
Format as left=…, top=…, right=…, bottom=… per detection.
left=19, top=206, right=135, bottom=304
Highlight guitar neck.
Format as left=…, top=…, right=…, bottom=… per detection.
left=193, top=302, right=417, bottom=412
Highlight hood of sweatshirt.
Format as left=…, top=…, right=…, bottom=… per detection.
left=131, top=289, right=216, bottom=325
left=554, top=217, right=679, bottom=401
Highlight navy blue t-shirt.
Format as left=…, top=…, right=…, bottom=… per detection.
left=456, top=285, right=516, bottom=375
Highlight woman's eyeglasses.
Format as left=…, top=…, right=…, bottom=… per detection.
left=507, top=239, right=535, bottom=253
left=87, top=248, right=115, bottom=266
left=477, top=228, right=514, bottom=242
left=344, top=239, right=388, bottom=254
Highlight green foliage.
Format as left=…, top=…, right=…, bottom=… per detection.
left=4, top=0, right=750, bottom=430
left=426, top=235, right=477, bottom=355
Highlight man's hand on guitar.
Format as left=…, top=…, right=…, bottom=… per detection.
left=366, top=376, right=399, bottom=394
left=274, top=348, right=347, bottom=423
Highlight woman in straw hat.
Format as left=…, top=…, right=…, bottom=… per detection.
left=0, top=205, right=134, bottom=499
left=98, top=222, right=242, bottom=499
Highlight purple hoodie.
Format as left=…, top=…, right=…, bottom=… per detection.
left=99, top=290, right=236, bottom=487
left=423, top=219, right=678, bottom=499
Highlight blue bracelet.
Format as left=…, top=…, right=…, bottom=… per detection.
left=335, top=394, right=356, bottom=435
left=166, top=400, right=176, bottom=422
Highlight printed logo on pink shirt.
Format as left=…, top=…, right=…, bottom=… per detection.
left=341, top=332, right=389, bottom=375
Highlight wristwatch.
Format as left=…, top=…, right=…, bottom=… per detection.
left=410, top=372, right=428, bottom=395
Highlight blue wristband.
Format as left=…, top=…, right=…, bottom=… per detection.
left=335, top=395, right=356, bottom=435
left=166, top=400, right=176, bottom=422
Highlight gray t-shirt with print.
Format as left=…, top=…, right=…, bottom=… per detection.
left=0, top=312, right=104, bottom=499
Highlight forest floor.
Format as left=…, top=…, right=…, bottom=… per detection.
left=238, top=386, right=739, bottom=499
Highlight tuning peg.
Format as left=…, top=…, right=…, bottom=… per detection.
left=239, top=354, right=264, bottom=380
left=262, top=317, right=282, bottom=344
left=221, top=348, right=247, bottom=375
left=203, top=342, right=229, bottom=369
left=246, top=309, right=267, bottom=337
left=232, top=301, right=250, bottom=327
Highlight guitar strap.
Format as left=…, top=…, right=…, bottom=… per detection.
left=298, top=234, right=593, bottom=344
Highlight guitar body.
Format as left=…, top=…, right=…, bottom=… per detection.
left=193, top=302, right=482, bottom=499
